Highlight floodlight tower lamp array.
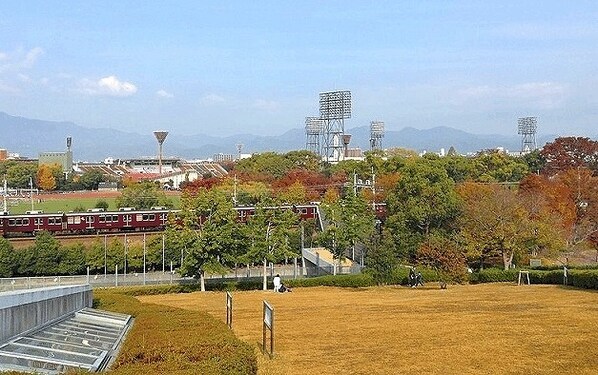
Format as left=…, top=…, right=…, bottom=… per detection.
left=517, top=117, right=538, bottom=153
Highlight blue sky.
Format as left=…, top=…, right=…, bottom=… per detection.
left=1, top=1, right=597, bottom=137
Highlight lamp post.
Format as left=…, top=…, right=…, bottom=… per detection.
left=29, top=176, right=34, bottom=211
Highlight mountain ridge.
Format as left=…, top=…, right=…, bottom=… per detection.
left=0, top=111, right=574, bottom=161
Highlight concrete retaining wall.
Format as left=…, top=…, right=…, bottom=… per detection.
left=0, top=284, right=92, bottom=343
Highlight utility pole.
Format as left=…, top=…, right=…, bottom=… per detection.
left=29, top=176, right=34, bottom=211
left=233, top=175, right=238, bottom=206
left=2, top=176, right=7, bottom=214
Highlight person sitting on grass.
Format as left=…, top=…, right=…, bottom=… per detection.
left=273, top=274, right=282, bottom=292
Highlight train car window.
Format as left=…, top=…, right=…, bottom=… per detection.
left=301, top=208, right=307, bottom=214
left=49, top=217, right=62, bottom=225
left=136, top=214, right=143, bottom=222
left=149, top=214, right=155, bottom=221
left=99, top=215, right=106, bottom=223
left=112, top=215, right=118, bottom=222
left=13, top=218, right=30, bottom=226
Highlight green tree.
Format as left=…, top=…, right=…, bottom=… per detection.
left=416, top=234, right=467, bottom=284
left=243, top=198, right=299, bottom=290
left=116, top=181, right=172, bottom=209
left=167, top=189, right=242, bottom=291
left=0, top=238, right=16, bottom=277
left=31, top=231, right=61, bottom=275
left=3, top=161, right=37, bottom=188
left=385, top=160, right=460, bottom=261
left=95, top=199, right=109, bottom=211
left=79, top=169, right=105, bottom=190
left=457, top=182, right=531, bottom=270
left=319, top=187, right=375, bottom=272
left=364, top=228, right=398, bottom=285
left=58, top=243, right=86, bottom=275
left=473, top=152, right=529, bottom=183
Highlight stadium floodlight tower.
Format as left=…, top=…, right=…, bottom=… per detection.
left=319, top=90, right=352, bottom=162
left=517, top=117, right=538, bottom=154
left=153, top=130, right=169, bottom=175
left=305, top=116, right=324, bottom=155
left=370, top=121, right=385, bottom=151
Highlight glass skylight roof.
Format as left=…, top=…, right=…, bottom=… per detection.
left=0, top=308, right=132, bottom=374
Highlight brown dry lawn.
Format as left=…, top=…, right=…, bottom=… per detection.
left=137, top=284, right=598, bottom=375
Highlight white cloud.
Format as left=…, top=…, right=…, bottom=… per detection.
left=156, top=89, right=174, bottom=98
left=0, top=52, right=8, bottom=61
left=17, top=73, right=31, bottom=82
left=23, top=47, right=44, bottom=68
left=0, top=80, right=20, bottom=94
left=199, top=93, right=226, bottom=105
left=452, top=82, right=568, bottom=109
left=79, top=75, right=138, bottom=97
left=252, top=99, right=279, bottom=112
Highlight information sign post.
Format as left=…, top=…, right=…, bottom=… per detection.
left=262, top=301, right=274, bottom=358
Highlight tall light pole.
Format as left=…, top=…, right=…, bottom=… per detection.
left=2, top=176, right=7, bottom=214
left=29, top=176, right=34, bottom=211
left=104, top=234, right=107, bottom=278
left=153, top=131, right=169, bottom=175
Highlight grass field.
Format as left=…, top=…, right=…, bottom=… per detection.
left=138, top=284, right=598, bottom=375
left=6, top=191, right=181, bottom=214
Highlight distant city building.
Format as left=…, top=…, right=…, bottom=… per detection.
left=74, top=158, right=228, bottom=189
left=38, top=137, right=73, bottom=173
left=212, top=153, right=234, bottom=163
left=97, top=182, right=118, bottom=191
left=38, top=151, right=73, bottom=172
left=0, top=149, right=7, bottom=160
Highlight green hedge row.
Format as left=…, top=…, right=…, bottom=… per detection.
left=467, top=268, right=598, bottom=290
left=469, top=268, right=519, bottom=283
left=528, top=269, right=598, bottom=289
left=530, top=264, right=598, bottom=271
left=93, top=289, right=258, bottom=375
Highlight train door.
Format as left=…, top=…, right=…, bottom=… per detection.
left=85, top=215, right=94, bottom=230
left=62, top=213, right=68, bottom=231
left=123, top=214, right=132, bottom=228
left=34, top=217, right=43, bottom=232
left=159, top=213, right=167, bottom=227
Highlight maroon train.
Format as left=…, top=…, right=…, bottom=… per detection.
left=0, top=203, right=386, bottom=238
left=0, top=205, right=321, bottom=238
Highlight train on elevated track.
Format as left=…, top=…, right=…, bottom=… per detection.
left=0, top=203, right=387, bottom=238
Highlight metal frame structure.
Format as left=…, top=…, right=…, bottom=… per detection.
left=305, top=117, right=324, bottom=155
left=369, top=121, right=385, bottom=151
left=319, top=90, right=351, bottom=162
left=517, top=117, right=537, bottom=153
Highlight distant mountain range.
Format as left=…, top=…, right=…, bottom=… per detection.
left=0, top=111, right=569, bottom=162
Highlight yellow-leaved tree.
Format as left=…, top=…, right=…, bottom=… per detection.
left=36, top=164, right=57, bottom=191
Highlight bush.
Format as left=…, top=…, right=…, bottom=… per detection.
left=285, top=273, right=376, bottom=288
left=93, top=289, right=257, bottom=375
left=469, top=268, right=519, bottom=283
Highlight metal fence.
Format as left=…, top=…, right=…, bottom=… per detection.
left=0, top=263, right=310, bottom=292
left=0, top=251, right=364, bottom=292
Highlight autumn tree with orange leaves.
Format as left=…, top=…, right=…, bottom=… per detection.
left=36, top=164, right=57, bottom=191
left=540, top=137, right=598, bottom=176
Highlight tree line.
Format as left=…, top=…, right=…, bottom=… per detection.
left=2, top=136, right=596, bottom=285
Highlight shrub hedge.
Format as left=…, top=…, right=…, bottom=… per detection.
left=93, top=289, right=258, bottom=375
left=468, top=268, right=519, bottom=283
